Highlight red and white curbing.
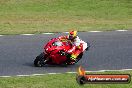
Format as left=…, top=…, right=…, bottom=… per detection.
left=0, top=69, right=132, bottom=77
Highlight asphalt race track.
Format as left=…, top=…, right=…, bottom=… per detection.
left=0, top=31, right=132, bottom=76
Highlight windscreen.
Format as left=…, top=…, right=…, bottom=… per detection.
left=52, top=41, right=63, bottom=46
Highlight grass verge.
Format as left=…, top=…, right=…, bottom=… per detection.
left=0, top=0, right=132, bottom=35
left=0, top=71, right=132, bottom=88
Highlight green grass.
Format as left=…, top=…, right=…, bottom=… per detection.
left=0, top=71, right=132, bottom=88
left=0, top=0, right=132, bottom=34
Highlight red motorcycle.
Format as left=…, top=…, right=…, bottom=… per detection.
left=34, top=37, right=90, bottom=67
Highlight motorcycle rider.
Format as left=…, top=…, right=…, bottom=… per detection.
left=58, top=30, right=87, bottom=64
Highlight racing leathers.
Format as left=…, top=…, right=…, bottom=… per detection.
left=58, top=35, right=87, bottom=63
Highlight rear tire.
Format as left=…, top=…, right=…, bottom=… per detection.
left=34, top=53, right=46, bottom=67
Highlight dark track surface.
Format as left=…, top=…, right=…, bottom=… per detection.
left=0, top=31, right=132, bottom=76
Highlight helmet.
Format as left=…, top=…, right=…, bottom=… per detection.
left=68, top=30, right=77, bottom=40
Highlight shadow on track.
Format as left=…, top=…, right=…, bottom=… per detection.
left=23, top=62, right=80, bottom=68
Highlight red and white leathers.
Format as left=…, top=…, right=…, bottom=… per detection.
left=58, top=35, right=87, bottom=61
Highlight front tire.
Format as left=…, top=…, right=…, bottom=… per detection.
left=34, top=53, right=46, bottom=67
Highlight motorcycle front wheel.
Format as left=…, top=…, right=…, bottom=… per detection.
left=34, top=53, right=47, bottom=67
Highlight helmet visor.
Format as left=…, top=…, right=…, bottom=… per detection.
left=69, top=35, right=74, bottom=40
